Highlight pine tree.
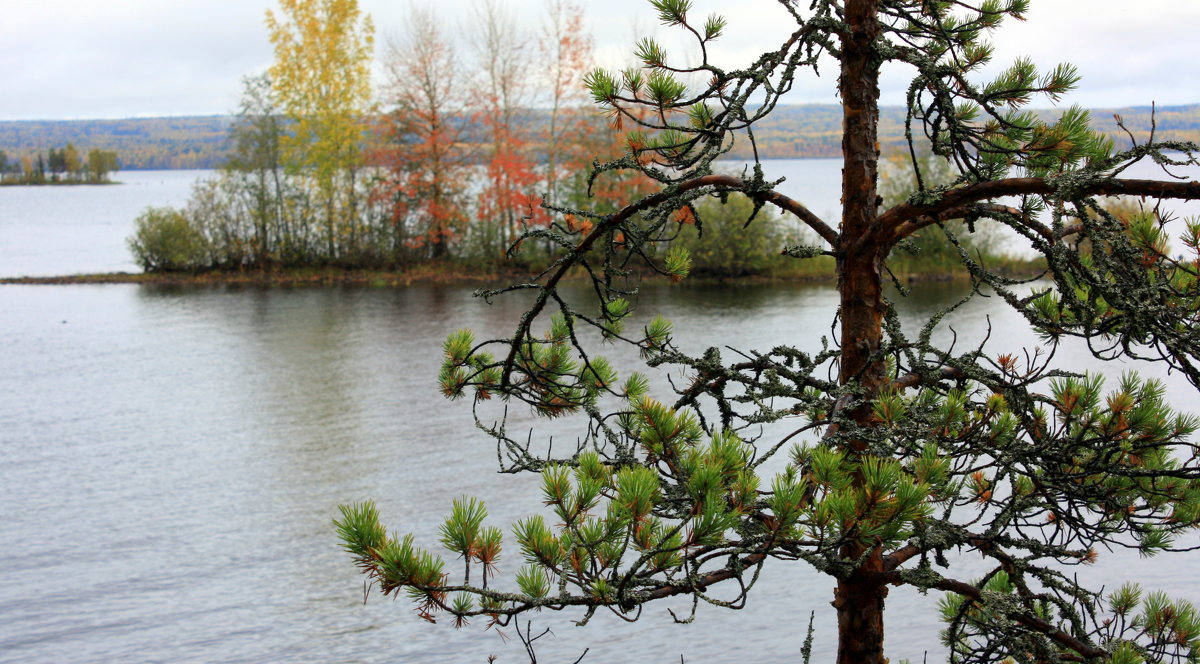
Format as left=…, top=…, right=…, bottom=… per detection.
left=338, top=2, right=1200, bottom=662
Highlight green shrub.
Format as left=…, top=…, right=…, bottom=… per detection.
left=676, top=194, right=792, bottom=277
left=880, top=151, right=1004, bottom=274
left=127, top=207, right=210, bottom=272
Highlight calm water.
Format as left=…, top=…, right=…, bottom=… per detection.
left=1, top=170, right=204, bottom=277
left=2, top=163, right=1198, bottom=663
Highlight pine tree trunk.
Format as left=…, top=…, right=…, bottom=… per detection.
left=837, top=1, right=888, bottom=663
left=835, top=554, right=889, bottom=664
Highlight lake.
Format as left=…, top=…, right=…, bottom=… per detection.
left=0, top=170, right=202, bottom=277
left=2, top=162, right=1198, bottom=663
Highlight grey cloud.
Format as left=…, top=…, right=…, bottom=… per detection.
left=1, top=0, right=1196, bottom=119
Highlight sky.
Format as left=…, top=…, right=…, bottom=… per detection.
left=3, top=0, right=1199, bottom=120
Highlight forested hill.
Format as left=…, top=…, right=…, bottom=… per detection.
left=0, top=116, right=232, bottom=170
left=3, top=104, right=1197, bottom=169
left=744, top=103, right=1200, bottom=158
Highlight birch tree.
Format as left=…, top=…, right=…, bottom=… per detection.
left=266, top=0, right=374, bottom=262
left=472, top=0, right=543, bottom=256
left=538, top=0, right=594, bottom=207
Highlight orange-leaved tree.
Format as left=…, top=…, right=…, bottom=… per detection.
left=374, top=6, right=471, bottom=261
left=471, top=0, right=546, bottom=261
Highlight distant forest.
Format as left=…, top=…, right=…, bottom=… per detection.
left=0, top=116, right=232, bottom=170
left=2, top=104, right=1197, bottom=170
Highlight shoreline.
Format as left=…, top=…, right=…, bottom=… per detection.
left=0, top=263, right=1043, bottom=288
left=0, top=266, right=525, bottom=287
left=0, top=180, right=120, bottom=187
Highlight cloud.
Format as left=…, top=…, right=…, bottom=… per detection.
left=0, top=0, right=1195, bottom=119
left=1, top=0, right=270, bottom=118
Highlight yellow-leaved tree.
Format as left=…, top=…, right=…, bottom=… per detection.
left=266, top=0, right=374, bottom=262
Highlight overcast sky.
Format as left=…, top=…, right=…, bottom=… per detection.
left=3, top=0, right=1199, bottom=120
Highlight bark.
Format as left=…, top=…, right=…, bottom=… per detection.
left=835, top=2, right=890, bottom=663
left=881, top=176, right=1200, bottom=242
left=834, top=558, right=889, bottom=664
left=837, top=0, right=886, bottom=406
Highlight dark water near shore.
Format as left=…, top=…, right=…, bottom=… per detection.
left=2, top=162, right=1199, bottom=663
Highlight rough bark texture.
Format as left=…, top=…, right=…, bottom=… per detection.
left=836, top=2, right=890, bottom=663
left=835, top=556, right=890, bottom=664
left=837, top=0, right=885, bottom=405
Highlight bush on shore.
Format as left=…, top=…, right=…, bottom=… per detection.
left=676, top=193, right=799, bottom=277
left=128, top=207, right=210, bottom=272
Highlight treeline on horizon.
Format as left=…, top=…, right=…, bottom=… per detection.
left=0, top=144, right=118, bottom=184
left=2, top=103, right=1198, bottom=171
left=0, top=117, right=230, bottom=170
